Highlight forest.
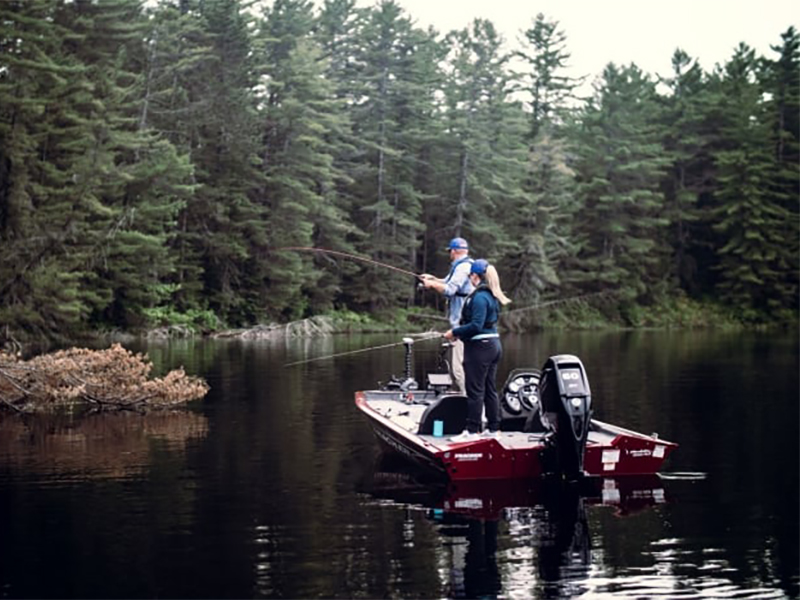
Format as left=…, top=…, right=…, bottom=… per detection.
left=1, top=0, right=798, bottom=344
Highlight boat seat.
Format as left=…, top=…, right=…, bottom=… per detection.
left=523, top=409, right=549, bottom=433
left=417, top=395, right=468, bottom=435
left=499, top=415, right=528, bottom=432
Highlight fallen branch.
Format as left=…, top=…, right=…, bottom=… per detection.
left=0, top=344, right=209, bottom=414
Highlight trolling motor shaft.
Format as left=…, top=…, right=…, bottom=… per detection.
left=403, top=337, right=414, bottom=380
left=379, top=337, right=418, bottom=393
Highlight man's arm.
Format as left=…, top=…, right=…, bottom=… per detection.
left=442, top=262, right=471, bottom=298
left=420, top=273, right=446, bottom=294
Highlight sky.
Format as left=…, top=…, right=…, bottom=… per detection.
left=362, top=0, right=798, bottom=92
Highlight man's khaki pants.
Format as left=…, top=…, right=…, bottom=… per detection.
left=451, top=339, right=466, bottom=394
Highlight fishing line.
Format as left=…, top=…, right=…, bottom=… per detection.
left=503, top=290, right=616, bottom=316
left=273, top=246, right=423, bottom=280
left=283, top=331, right=442, bottom=367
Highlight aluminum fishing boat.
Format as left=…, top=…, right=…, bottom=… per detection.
left=355, top=338, right=677, bottom=482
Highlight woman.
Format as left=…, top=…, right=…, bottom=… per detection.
left=444, top=259, right=511, bottom=442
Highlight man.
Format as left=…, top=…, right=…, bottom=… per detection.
left=420, top=237, right=474, bottom=393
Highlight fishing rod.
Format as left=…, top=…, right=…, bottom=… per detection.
left=273, top=247, right=423, bottom=281
left=405, top=290, right=617, bottom=322
left=284, top=331, right=443, bottom=367
left=503, top=290, right=615, bottom=316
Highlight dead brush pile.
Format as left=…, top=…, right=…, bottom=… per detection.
left=0, top=343, right=209, bottom=413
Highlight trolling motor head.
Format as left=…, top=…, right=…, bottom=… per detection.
left=539, top=355, right=593, bottom=481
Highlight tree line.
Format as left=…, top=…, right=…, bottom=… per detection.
left=1, top=0, right=797, bottom=342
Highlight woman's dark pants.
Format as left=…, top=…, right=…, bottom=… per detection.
left=463, top=337, right=502, bottom=433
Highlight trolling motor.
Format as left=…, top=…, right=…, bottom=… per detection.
left=382, top=337, right=419, bottom=392
left=539, top=355, right=593, bottom=481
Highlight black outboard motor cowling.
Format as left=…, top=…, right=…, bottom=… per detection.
left=539, top=355, right=592, bottom=481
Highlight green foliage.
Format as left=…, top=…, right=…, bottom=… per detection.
left=541, top=300, right=623, bottom=330
left=568, top=63, right=671, bottom=301
left=0, top=1, right=796, bottom=343
left=504, top=14, right=581, bottom=306
left=705, top=42, right=798, bottom=315
left=623, top=294, right=744, bottom=329
left=142, top=305, right=220, bottom=332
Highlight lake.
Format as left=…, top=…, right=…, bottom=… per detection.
left=0, top=329, right=797, bottom=599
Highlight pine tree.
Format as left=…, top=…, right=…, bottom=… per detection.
left=708, top=42, right=797, bottom=314
left=0, top=0, right=94, bottom=340
left=658, top=49, right=716, bottom=295
left=161, top=0, right=266, bottom=326
left=759, top=27, right=800, bottom=316
left=1, top=0, right=193, bottom=337
left=65, top=0, right=194, bottom=329
left=568, top=63, right=671, bottom=305
left=506, top=14, right=581, bottom=307
left=253, top=0, right=355, bottom=318
left=343, top=1, right=437, bottom=310
left=433, top=18, right=527, bottom=270
left=137, top=1, right=222, bottom=316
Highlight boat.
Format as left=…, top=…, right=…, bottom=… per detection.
left=355, top=337, right=678, bottom=482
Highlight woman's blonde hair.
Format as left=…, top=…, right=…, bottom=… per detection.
left=483, top=264, right=511, bottom=305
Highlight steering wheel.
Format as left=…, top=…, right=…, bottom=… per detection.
left=501, top=373, right=540, bottom=415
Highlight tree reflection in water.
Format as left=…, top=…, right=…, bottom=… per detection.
left=366, top=464, right=666, bottom=598
left=0, top=410, right=208, bottom=479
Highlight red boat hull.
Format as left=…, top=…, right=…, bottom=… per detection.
left=356, top=391, right=677, bottom=481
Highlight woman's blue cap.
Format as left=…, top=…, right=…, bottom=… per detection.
left=447, top=237, right=469, bottom=250
left=470, top=259, right=489, bottom=275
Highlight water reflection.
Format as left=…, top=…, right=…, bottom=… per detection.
left=0, top=410, right=208, bottom=480
left=0, top=331, right=795, bottom=599
left=364, top=463, right=670, bottom=598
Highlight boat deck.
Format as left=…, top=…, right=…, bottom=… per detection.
left=363, top=394, right=623, bottom=451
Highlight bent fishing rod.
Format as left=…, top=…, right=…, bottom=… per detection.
left=273, top=246, right=424, bottom=281
left=283, top=331, right=443, bottom=367
left=404, top=290, right=618, bottom=323
left=503, top=290, right=616, bottom=316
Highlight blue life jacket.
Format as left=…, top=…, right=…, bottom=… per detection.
left=445, top=256, right=474, bottom=297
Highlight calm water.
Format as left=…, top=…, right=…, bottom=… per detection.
left=0, top=330, right=797, bottom=599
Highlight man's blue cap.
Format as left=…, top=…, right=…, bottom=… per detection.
left=470, top=259, right=489, bottom=275
left=447, top=237, right=469, bottom=251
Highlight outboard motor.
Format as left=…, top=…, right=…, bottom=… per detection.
left=539, top=355, right=592, bottom=481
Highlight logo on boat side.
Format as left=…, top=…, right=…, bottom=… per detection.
left=375, top=428, right=416, bottom=459
left=629, top=449, right=653, bottom=458
left=454, top=453, right=483, bottom=461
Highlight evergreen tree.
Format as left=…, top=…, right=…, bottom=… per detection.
left=433, top=18, right=527, bottom=271
left=138, top=1, right=227, bottom=319
left=514, top=13, right=581, bottom=139
left=708, top=43, right=796, bottom=314
left=658, top=49, right=716, bottom=295
left=1, top=0, right=193, bottom=337
left=568, top=63, right=671, bottom=305
left=385, top=23, right=448, bottom=304
left=253, top=0, right=355, bottom=317
left=344, top=1, right=436, bottom=310
left=759, top=27, right=800, bottom=316
left=65, top=0, right=194, bottom=329
left=166, top=0, right=265, bottom=326
left=506, top=14, right=581, bottom=307
left=0, top=0, right=92, bottom=340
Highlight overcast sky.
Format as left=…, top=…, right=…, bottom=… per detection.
left=360, top=0, right=798, bottom=91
